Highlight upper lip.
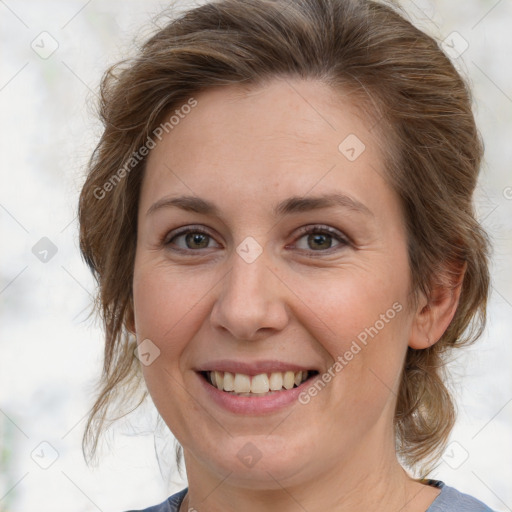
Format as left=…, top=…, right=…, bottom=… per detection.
left=195, top=360, right=319, bottom=376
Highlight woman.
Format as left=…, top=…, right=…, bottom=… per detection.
left=78, top=0, right=495, bottom=510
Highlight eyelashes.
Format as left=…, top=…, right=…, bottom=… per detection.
left=291, top=225, right=349, bottom=253
left=162, top=224, right=350, bottom=256
left=164, top=226, right=220, bottom=251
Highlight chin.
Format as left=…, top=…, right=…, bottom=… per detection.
left=192, top=434, right=313, bottom=489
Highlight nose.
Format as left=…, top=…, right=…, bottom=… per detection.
left=210, top=247, right=289, bottom=341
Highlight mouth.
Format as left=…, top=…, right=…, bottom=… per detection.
left=199, top=370, right=320, bottom=397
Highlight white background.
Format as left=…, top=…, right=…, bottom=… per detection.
left=0, top=1, right=511, bottom=511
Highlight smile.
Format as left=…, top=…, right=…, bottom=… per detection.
left=202, top=370, right=316, bottom=395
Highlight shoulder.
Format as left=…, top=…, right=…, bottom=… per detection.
left=123, top=488, right=188, bottom=512
left=122, top=483, right=497, bottom=512
left=427, top=480, right=496, bottom=512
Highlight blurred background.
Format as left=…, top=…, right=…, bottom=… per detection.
left=0, top=0, right=511, bottom=511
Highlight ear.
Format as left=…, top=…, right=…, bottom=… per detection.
left=409, top=261, right=467, bottom=349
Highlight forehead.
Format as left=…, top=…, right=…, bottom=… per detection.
left=140, top=78, right=391, bottom=217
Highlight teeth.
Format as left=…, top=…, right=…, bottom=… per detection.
left=251, top=374, right=270, bottom=394
left=214, top=370, right=224, bottom=390
left=269, top=372, right=283, bottom=390
left=206, top=370, right=310, bottom=394
left=223, top=372, right=235, bottom=391
left=234, top=373, right=251, bottom=393
left=283, top=371, right=295, bottom=390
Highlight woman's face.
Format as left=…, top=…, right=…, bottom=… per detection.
left=132, top=79, right=418, bottom=487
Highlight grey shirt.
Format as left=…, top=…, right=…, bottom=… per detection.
left=126, top=480, right=496, bottom=511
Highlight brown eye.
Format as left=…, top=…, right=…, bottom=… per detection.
left=165, top=227, right=220, bottom=251
left=306, top=233, right=333, bottom=250
left=293, top=225, right=349, bottom=253
left=184, top=232, right=210, bottom=249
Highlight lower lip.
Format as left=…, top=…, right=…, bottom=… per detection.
left=197, top=372, right=316, bottom=414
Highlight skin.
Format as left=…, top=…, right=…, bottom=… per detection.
left=129, top=78, right=463, bottom=512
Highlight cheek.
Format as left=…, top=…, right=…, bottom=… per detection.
left=293, top=266, right=410, bottom=408
left=297, top=264, right=408, bottom=344
left=131, top=261, right=209, bottom=413
left=132, top=262, right=217, bottom=440
left=132, top=260, right=214, bottom=348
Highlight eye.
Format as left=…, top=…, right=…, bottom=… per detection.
left=164, top=226, right=221, bottom=251
left=292, top=225, right=349, bottom=253
left=163, top=224, right=349, bottom=254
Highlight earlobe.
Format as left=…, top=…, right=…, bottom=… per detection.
left=409, top=262, right=466, bottom=349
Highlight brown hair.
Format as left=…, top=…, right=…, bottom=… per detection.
left=78, top=0, right=490, bottom=474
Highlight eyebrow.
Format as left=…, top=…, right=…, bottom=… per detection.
left=146, top=192, right=374, bottom=218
